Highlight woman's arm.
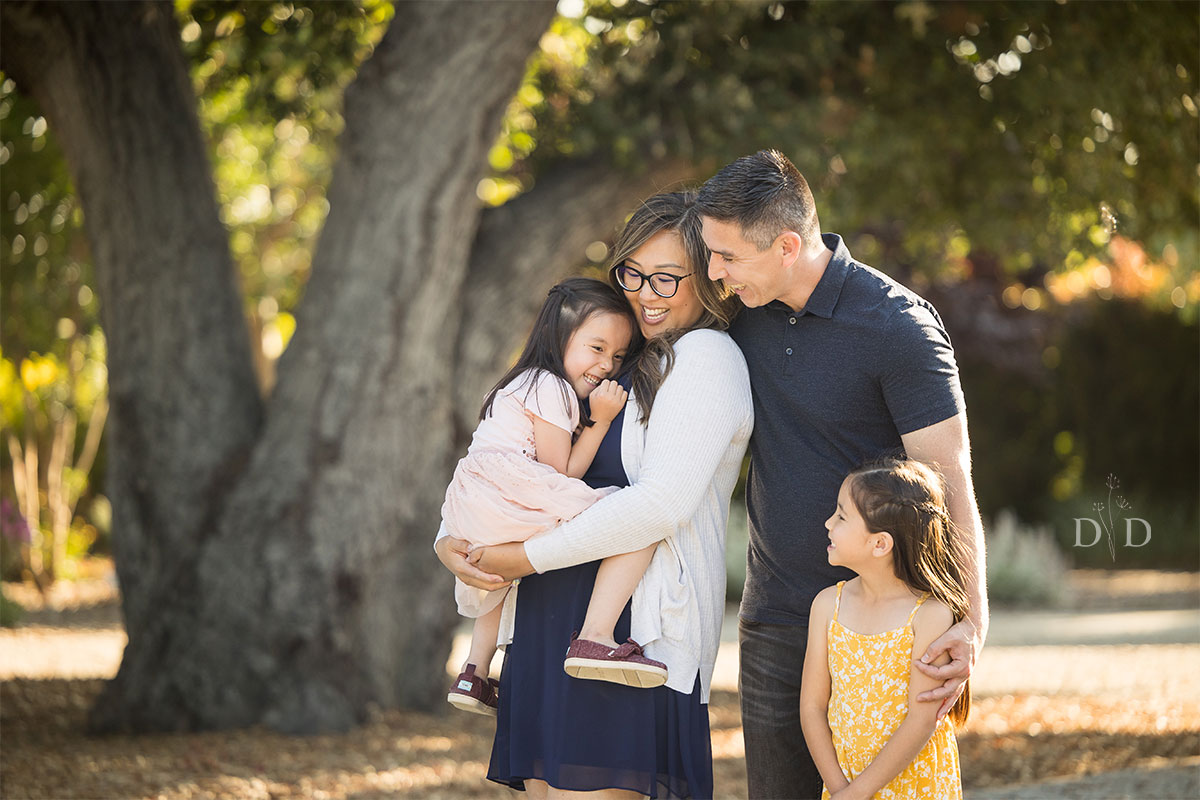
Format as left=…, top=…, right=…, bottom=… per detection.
left=831, top=601, right=955, bottom=800
left=800, top=587, right=850, bottom=795
left=513, top=331, right=751, bottom=575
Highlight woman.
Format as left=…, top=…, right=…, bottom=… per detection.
left=437, top=191, right=752, bottom=799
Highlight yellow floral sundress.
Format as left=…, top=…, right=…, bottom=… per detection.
left=821, top=581, right=962, bottom=799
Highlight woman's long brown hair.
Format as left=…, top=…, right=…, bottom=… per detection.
left=606, top=191, right=740, bottom=423
left=847, top=457, right=973, bottom=726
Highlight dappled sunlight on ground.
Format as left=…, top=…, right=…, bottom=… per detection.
left=3, top=569, right=1198, bottom=798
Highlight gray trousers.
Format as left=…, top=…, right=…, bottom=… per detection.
left=739, top=618, right=824, bottom=800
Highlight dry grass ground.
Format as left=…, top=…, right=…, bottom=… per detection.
left=1, top=566, right=1198, bottom=799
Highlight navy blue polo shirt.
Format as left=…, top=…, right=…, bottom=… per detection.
left=731, top=233, right=965, bottom=626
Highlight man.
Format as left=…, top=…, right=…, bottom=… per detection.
left=695, top=150, right=988, bottom=799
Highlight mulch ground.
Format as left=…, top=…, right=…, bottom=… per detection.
left=2, top=678, right=1197, bottom=799
left=2, top=568, right=1198, bottom=798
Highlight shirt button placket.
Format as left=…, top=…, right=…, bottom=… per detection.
left=785, top=315, right=798, bottom=373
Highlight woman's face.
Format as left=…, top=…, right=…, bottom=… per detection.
left=618, top=229, right=705, bottom=339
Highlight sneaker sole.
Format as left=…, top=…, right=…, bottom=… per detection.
left=446, top=692, right=497, bottom=717
left=563, top=657, right=668, bottom=688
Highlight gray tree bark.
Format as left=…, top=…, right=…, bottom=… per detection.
left=1, top=0, right=693, bottom=733
left=0, top=0, right=264, bottom=657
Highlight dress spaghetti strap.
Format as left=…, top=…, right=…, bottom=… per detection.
left=832, top=580, right=846, bottom=622
left=905, top=592, right=931, bottom=626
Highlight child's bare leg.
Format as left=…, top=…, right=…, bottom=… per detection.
left=463, top=604, right=502, bottom=679
left=577, top=544, right=657, bottom=648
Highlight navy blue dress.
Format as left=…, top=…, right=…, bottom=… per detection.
left=487, top=375, right=714, bottom=798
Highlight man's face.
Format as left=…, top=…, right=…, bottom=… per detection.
left=701, top=216, right=786, bottom=308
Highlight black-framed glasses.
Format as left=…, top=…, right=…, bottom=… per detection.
left=611, top=264, right=694, bottom=299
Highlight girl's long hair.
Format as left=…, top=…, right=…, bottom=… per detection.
left=847, top=456, right=973, bottom=726
left=479, top=277, right=635, bottom=423
left=606, top=191, right=740, bottom=423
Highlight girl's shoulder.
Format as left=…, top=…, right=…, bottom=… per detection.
left=808, top=581, right=845, bottom=619
left=912, top=595, right=955, bottom=635
left=510, top=368, right=578, bottom=427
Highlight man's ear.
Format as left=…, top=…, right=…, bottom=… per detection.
left=871, top=531, right=894, bottom=558
left=777, top=230, right=803, bottom=269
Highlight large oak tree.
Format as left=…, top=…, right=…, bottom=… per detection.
left=2, top=0, right=1194, bottom=733
left=0, top=0, right=687, bottom=733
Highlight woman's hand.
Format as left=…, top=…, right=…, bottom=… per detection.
left=468, top=542, right=535, bottom=581
left=588, top=379, right=628, bottom=424
left=435, top=535, right=510, bottom=591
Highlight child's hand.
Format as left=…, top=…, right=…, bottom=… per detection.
left=829, top=787, right=865, bottom=800
left=588, top=379, right=627, bottom=423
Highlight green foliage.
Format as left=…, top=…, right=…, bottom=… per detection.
left=1054, top=299, right=1199, bottom=504
left=2, top=0, right=1195, bottom=587
left=0, top=77, right=94, bottom=365
left=962, top=297, right=1199, bottom=568
left=960, top=355, right=1061, bottom=522
left=176, top=0, right=392, bottom=354
left=495, top=0, right=1198, bottom=288
left=2, top=3, right=388, bottom=584
left=1048, top=298, right=1199, bottom=567
left=0, top=591, right=21, bottom=627
left=0, top=334, right=109, bottom=581
left=985, top=509, right=1067, bottom=608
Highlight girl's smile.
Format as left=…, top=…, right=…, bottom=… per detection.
left=562, top=312, right=633, bottom=399
left=824, top=476, right=876, bottom=567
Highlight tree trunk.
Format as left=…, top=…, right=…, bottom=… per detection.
left=2, top=0, right=696, bottom=733
left=0, top=0, right=264, bottom=644
left=97, top=0, right=555, bottom=733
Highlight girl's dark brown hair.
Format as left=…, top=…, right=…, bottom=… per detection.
left=607, top=191, right=740, bottom=423
left=479, top=277, right=635, bottom=424
left=847, top=456, right=972, bottom=726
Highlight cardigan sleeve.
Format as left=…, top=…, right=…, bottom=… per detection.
left=524, top=329, right=752, bottom=573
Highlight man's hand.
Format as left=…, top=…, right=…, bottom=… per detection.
left=913, top=617, right=978, bottom=719
left=588, top=379, right=628, bottom=424
left=468, top=541, right=535, bottom=581
left=435, top=535, right=510, bottom=591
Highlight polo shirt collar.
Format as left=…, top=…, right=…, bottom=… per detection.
left=790, top=233, right=852, bottom=319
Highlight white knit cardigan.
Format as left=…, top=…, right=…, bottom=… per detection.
left=516, top=328, right=753, bottom=702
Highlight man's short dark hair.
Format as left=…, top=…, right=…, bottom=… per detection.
left=697, top=149, right=820, bottom=251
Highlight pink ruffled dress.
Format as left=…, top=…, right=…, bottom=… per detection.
left=444, top=369, right=616, bottom=618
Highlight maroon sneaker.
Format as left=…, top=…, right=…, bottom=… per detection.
left=446, top=663, right=499, bottom=716
left=563, top=632, right=668, bottom=688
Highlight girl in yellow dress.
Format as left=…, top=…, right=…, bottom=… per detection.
left=800, top=458, right=971, bottom=799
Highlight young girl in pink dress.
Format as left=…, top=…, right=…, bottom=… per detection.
left=444, top=277, right=667, bottom=715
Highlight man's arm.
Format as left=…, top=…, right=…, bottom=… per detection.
left=901, top=411, right=988, bottom=718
